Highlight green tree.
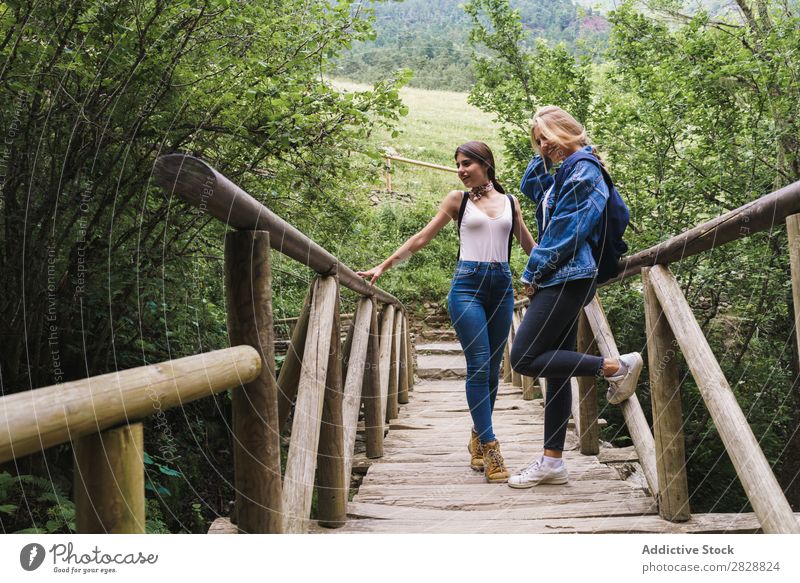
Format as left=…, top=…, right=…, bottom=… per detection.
left=336, top=0, right=609, bottom=91
left=0, top=0, right=406, bottom=532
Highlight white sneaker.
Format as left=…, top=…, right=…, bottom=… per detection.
left=605, top=352, right=643, bottom=405
left=507, top=458, right=568, bottom=489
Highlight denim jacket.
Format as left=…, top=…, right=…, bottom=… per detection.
left=519, top=146, right=609, bottom=287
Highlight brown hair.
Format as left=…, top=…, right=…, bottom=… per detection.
left=454, top=141, right=505, bottom=193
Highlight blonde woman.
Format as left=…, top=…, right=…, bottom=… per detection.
left=508, top=106, right=642, bottom=488
left=358, top=141, right=535, bottom=483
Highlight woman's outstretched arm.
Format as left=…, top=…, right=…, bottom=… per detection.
left=511, top=195, right=536, bottom=255
left=357, top=190, right=463, bottom=285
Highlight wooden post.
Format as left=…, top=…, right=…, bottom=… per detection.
left=576, top=310, right=599, bottom=455
left=642, top=267, right=690, bottom=522
left=648, top=264, right=799, bottom=533
left=386, top=311, right=402, bottom=422
left=317, top=277, right=346, bottom=528
left=570, top=377, right=581, bottom=434
left=518, top=307, right=538, bottom=399
left=384, top=157, right=392, bottom=192
left=511, top=310, right=523, bottom=389
left=340, top=309, right=356, bottom=387
left=378, top=305, right=396, bottom=424
left=786, top=214, right=800, bottom=509
left=787, top=213, right=800, bottom=358
left=502, top=341, right=513, bottom=384
left=583, top=295, right=659, bottom=496
left=363, top=298, right=384, bottom=458
left=342, top=298, right=374, bottom=478
left=398, top=312, right=410, bottom=404
left=224, top=230, right=283, bottom=533
left=74, top=423, right=145, bottom=533
left=405, top=314, right=414, bottom=392
left=277, top=286, right=312, bottom=432
left=282, top=276, right=338, bottom=533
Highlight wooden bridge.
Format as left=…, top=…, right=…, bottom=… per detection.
left=2, top=154, right=800, bottom=534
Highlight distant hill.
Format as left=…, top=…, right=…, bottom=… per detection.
left=573, top=0, right=738, bottom=16
left=335, top=0, right=610, bottom=91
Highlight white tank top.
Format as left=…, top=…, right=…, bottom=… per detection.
left=458, top=195, right=513, bottom=262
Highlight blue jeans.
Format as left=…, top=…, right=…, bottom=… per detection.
left=447, top=260, right=514, bottom=444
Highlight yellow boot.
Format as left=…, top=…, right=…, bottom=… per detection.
left=482, top=439, right=510, bottom=483
left=468, top=428, right=484, bottom=471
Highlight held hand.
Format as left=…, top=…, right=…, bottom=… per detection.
left=524, top=284, right=537, bottom=298
left=356, top=264, right=386, bottom=286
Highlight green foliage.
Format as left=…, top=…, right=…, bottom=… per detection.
left=335, top=0, right=609, bottom=91
left=0, top=0, right=407, bottom=533
left=0, top=472, right=75, bottom=534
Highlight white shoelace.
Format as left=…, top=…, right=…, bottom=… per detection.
left=516, top=459, right=542, bottom=478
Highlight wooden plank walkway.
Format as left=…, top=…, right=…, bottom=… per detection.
left=310, top=341, right=794, bottom=534
left=311, top=371, right=664, bottom=533
left=208, top=339, right=799, bottom=534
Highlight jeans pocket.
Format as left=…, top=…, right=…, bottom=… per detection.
left=453, top=266, right=478, bottom=278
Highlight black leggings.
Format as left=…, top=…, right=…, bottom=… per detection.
left=509, top=277, right=604, bottom=451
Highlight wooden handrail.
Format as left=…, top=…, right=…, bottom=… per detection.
left=604, top=179, right=800, bottom=285
left=153, top=154, right=401, bottom=307
left=0, top=346, right=261, bottom=464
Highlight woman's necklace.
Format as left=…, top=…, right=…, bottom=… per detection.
left=469, top=181, right=493, bottom=201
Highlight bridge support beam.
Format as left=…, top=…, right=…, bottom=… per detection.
left=583, top=295, right=659, bottom=496
left=398, top=312, right=410, bottom=405
left=387, top=311, right=402, bottom=422
left=225, top=230, right=283, bottom=533
left=643, top=267, right=690, bottom=522
left=317, top=276, right=347, bottom=528
left=576, top=311, right=600, bottom=455
left=378, top=305, right=396, bottom=425
left=282, top=276, right=338, bottom=533
left=74, top=422, right=145, bottom=534
left=364, top=298, right=385, bottom=458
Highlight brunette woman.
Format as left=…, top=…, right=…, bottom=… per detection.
left=358, top=141, right=535, bottom=483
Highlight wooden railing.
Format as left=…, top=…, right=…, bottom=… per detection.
left=506, top=179, right=800, bottom=534
left=153, top=154, right=414, bottom=533
left=0, top=346, right=262, bottom=533
left=0, top=154, right=413, bottom=535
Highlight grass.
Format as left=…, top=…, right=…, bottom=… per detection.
left=333, top=79, right=505, bottom=204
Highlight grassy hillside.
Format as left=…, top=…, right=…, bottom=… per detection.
left=335, top=79, right=505, bottom=202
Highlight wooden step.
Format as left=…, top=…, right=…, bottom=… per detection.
left=415, top=342, right=463, bottom=355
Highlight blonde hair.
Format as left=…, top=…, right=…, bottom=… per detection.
left=530, top=105, right=588, bottom=153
